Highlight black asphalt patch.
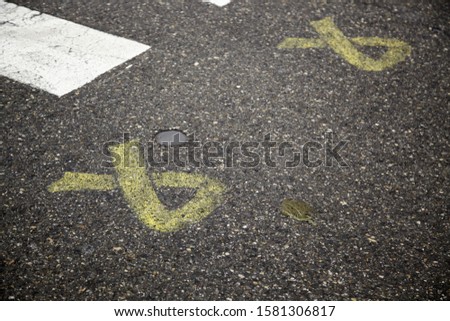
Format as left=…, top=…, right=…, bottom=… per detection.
left=1, top=0, right=449, bottom=300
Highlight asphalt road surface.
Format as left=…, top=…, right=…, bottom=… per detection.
left=1, top=0, right=449, bottom=300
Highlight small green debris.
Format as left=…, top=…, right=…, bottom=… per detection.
left=281, top=199, right=316, bottom=226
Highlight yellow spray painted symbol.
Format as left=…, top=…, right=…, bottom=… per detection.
left=48, top=141, right=226, bottom=232
left=278, top=17, right=412, bottom=71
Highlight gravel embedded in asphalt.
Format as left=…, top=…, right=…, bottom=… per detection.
left=1, top=0, right=449, bottom=300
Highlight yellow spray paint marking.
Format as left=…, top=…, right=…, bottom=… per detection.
left=278, top=17, right=412, bottom=71
left=48, top=141, right=226, bottom=232
left=48, top=173, right=116, bottom=192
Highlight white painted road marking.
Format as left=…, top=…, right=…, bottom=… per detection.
left=0, top=1, right=149, bottom=97
left=202, top=0, right=232, bottom=7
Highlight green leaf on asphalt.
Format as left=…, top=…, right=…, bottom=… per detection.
left=281, top=199, right=316, bottom=226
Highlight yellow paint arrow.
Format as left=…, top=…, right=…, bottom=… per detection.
left=48, top=173, right=116, bottom=192
left=48, top=141, right=226, bottom=232
left=278, top=17, right=412, bottom=71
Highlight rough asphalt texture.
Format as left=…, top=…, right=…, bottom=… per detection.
left=1, top=0, right=449, bottom=300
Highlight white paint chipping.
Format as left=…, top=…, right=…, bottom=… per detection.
left=202, top=0, right=232, bottom=7
left=0, top=1, right=149, bottom=96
